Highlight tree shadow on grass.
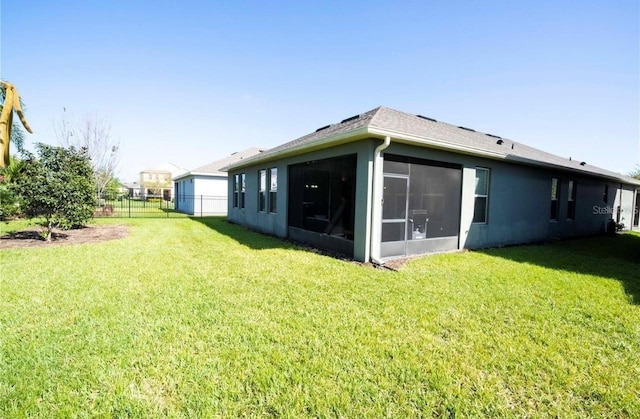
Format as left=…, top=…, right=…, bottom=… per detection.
left=479, top=233, right=640, bottom=305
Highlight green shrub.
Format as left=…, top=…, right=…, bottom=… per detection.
left=0, top=158, right=24, bottom=219
left=9, top=143, right=96, bottom=240
left=0, top=182, right=21, bottom=219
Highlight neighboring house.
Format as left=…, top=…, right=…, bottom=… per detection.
left=139, top=163, right=187, bottom=201
left=123, top=182, right=141, bottom=198
left=225, top=106, right=640, bottom=263
left=173, top=148, right=263, bottom=216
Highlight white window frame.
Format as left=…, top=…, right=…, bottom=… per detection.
left=233, top=174, right=240, bottom=208
left=567, top=180, right=576, bottom=220
left=472, top=167, right=490, bottom=224
left=240, top=173, right=246, bottom=209
left=268, top=167, right=277, bottom=213
left=258, top=170, right=267, bottom=212
left=550, top=177, right=560, bottom=221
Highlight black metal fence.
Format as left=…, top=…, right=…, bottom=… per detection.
left=94, top=195, right=227, bottom=218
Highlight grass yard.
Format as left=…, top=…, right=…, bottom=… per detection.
left=95, top=197, right=189, bottom=218
left=1, top=218, right=639, bottom=417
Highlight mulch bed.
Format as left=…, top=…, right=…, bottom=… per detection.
left=0, top=225, right=129, bottom=249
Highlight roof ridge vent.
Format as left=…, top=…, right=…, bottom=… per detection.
left=458, top=126, right=476, bottom=132
left=485, top=133, right=501, bottom=139
left=341, top=114, right=360, bottom=124
left=416, top=115, right=437, bottom=122
left=315, top=124, right=331, bottom=132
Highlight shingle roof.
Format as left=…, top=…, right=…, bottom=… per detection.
left=226, top=106, right=640, bottom=185
left=174, top=147, right=263, bottom=180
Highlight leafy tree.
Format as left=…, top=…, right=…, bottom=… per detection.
left=0, top=156, right=24, bottom=219
left=631, top=165, right=640, bottom=180
left=103, top=175, right=123, bottom=200
left=10, top=144, right=96, bottom=241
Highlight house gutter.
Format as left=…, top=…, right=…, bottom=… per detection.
left=223, top=126, right=370, bottom=172
left=369, top=127, right=640, bottom=187
left=369, top=136, right=391, bottom=266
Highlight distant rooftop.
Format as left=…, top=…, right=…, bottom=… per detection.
left=140, top=162, right=188, bottom=176
left=173, top=147, right=264, bottom=181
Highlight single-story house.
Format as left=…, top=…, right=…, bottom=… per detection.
left=224, top=106, right=640, bottom=263
left=173, top=147, right=263, bottom=216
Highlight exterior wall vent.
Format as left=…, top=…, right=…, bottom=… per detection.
left=341, top=115, right=360, bottom=123
left=416, top=115, right=437, bottom=122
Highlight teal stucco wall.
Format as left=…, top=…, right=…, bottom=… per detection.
left=228, top=139, right=638, bottom=261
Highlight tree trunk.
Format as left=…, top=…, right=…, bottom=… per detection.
left=45, top=219, right=53, bottom=242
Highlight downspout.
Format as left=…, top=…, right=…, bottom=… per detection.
left=618, top=182, right=624, bottom=226
left=369, top=136, right=391, bottom=265
left=616, top=182, right=623, bottom=225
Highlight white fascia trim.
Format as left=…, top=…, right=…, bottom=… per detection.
left=369, top=127, right=640, bottom=186
left=225, top=126, right=370, bottom=171
left=223, top=124, right=640, bottom=187
left=190, top=172, right=227, bottom=178
left=367, top=127, right=507, bottom=160
left=173, top=172, right=227, bottom=181
left=172, top=172, right=192, bottom=182
left=502, top=156, right=639, bottom=184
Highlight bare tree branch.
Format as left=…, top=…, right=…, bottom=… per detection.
left=54, top=110, right=120, bottom=196
left=53, top=107, right=75, bottom=148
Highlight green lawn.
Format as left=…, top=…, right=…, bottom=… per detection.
left=1, top=218, right=638, bottom=417
left=95, top=197, right=189, bottom=218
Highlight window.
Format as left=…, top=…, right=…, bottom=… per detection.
left=255, top=168, right=277, bottom=213
left=268, top=168, right=277, bottom=213
left=258, top=170, right=267, bottom=212
left=240, top=173, right=246, bottom=209
left=550, top=178, right=559, bottom=220
left=233, top=174, right=240, bottom=208
left=473, top=168, right=489, bottom=223
left=603, top=184, right=609, bottom=203
left=567, top=180, right=576, bottom=220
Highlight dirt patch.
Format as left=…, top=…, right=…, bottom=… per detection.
left=0, top=225, right=129, bottom=249
left=379, top=257, right=412, bottom=271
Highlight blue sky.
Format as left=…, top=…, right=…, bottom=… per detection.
left=2, top=0, right=638, bottom=181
